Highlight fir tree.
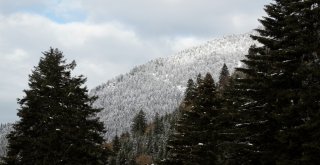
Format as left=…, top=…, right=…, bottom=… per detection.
left=131, top=110, right=147, bottom=135
left=231, top=0, right=320, bottom=163
left=216, top=74, right=250, bottom=164
left=166, top=73, right=219, bottom=165
left=165, top=76, right=202, bottom=165
left=1, top=48, right=109, bottom=165
left=191, top=73, right=218, bottom=164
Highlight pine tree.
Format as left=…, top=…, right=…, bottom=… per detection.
left=131, top=110, right=147, bottom=135
left=1, top=48, right=109, bottom=165
left=231, top=0, right=320, bottom=163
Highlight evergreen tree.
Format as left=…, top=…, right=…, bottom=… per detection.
left=117, top=150, right=127, bottom=165
left=218, top=63, right=230, bottom=91
left=217, top=74, right=250, bottom=164
left=228, top=44, right=274, bottom=164
left=165, top=73, right=219, bottom=165
left=191, top=73, right=218, bottom=164
left=131, top=110, right=147, bottom=135
left=1, top=48, right=109, bottom=165
left=153, top=113, right=164, bottom=135
left=231, top=0, right=320, bottom=163
left=165, top=107, right=199, bottom=165
left=196, top=73, right=202, bottom=85
left=112, top=134, right=121, bottom=154
left=165, top=76, right=201, bottom=165
left=184, top=79, right=196, bottom=104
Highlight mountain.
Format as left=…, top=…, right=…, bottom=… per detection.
left=90, top=31, right=259, bottom=140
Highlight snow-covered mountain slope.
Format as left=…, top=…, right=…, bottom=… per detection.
left=91, top=31, right=259, bottom=140
left=0, top=124, right=12, bottom=157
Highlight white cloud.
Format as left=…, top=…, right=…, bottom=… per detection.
left=230, top=13, right=263, bottom=31
left=2, top=49, right=28, bottom=62
left=166, top=36, right=208, bottom=53
left=54, top=22, right=141, bottom=48
left=0, top=12, right=148, bottom=85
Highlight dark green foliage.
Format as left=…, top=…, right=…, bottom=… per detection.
left=112, top=134, right=121, bottom=154
left=298, top=61, right=320, bottom=164
left=217, top=74, right=253, bottom=164
left=117, top=150, right=128, bottom=165
left=131, top=110, right=147, bottom=135
left=193, top=73, right=218, bottom=163
left=165, top=73, right=221, bottom=165
left=184, top=79, right=196, bottom=104
left=218, top=63, right=230, bottom=91
left=196, top=73, right=202, bottom=85
left=153, top=113, right=164, bottom=135
left=1, top=48, right=109, bottom=165
left=165, top=109, right=199, bottom=165
left=230, top=0, right=320, bottom=164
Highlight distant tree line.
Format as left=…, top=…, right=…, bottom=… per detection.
left=107, top=109, right=176, bottom=165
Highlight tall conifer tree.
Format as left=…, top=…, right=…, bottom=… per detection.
left=231, top=0, right=320, bottom=163
left=218, top=63, right=230, bottom=91
left=166, top=73, right=219, bottom=165
left=131, top=110, right=147, bottom=136
left=184, top=79, right=196, bottom=105
left=2, top=48, right=109, bottom=165
left=153, top=113, right=164, bottom=135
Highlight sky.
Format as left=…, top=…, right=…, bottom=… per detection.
left=0, top=0, right=271, bottom=123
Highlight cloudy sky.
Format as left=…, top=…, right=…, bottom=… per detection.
left=0, top=0, right=271, bottom=123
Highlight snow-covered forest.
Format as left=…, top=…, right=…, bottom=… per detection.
left=91, top=31, right=258, bottom=139
left=0, top=124, right=11, bottom=157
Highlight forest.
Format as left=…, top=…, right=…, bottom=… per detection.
left=1, top=0, right=320, bottom=164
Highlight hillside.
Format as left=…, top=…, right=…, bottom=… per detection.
left=90, top=31, right=259, bottom=140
